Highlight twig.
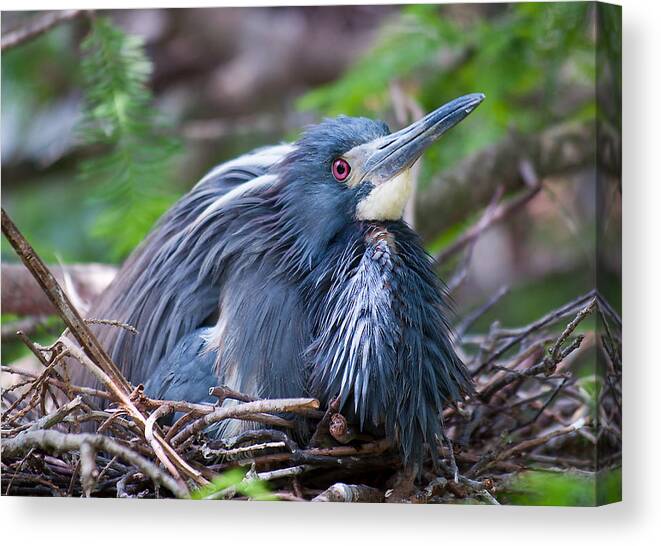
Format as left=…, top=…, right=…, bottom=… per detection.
left=1, top=316, right=50, bottom=342
left=309, top=396, right=340, bottom=447
left=1, top=430, right=188, bottom=498
left=141, top=395, right=296, bottom=430
left=467, top=419, right=586, bottom=478
left=1, top=367, right=113, bottom=402
left=509, top=376, right=569, bottom=432
left=209, top=385, right=257, bottom=404
left=27, top=396, right=83, bottom=432
left=2, top=209, right=130, bottom=393
left=2, top=211, right=205, bottom=488
left=435, top=184, right=540, bottom=264
left=481, top=291, right=596, bottom=368
left=456, top=285, right=510, bottom=339
left=3, top=349, right=67, bottom=425
left=1, top=10, right=87, bottom=53
left=171, top=398, right=320, bottom=448
left=547, top=299, right=596, bottom=364
left=201, top=441, right=288, bottom=461
left=79, top=441, right=98, bottom=497
left=59, top=337, right=204, bottom=488
left=208, top=385, right=324, bottom=419
left=84, top=318, right=138, bottom=335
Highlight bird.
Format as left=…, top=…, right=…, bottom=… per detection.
left=82, top=93, right=485, bottom=466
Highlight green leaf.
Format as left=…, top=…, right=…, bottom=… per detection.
left=298, top=3, right=595, bottom=189
left=190, top=468, right=276, bottom=501
left=501, top=468, right=621, bottom=506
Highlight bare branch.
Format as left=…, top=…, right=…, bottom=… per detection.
left=1, top=263, right=116, bottom=317
left=1, top=430, right=188, bottom=498
left=1, top=10, right=86, bottom=53
left=416, top=121, right=598, bottom=240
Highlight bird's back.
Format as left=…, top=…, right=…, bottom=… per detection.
left=78, top=145, right=295, bottom=389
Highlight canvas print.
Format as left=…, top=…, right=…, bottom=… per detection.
left=1, top=2, right=621, bottom=505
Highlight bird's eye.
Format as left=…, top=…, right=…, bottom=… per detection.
left=332, top=158, right=351, bottom=181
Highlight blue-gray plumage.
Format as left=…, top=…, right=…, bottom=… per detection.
left=144, top=328, right=217, bottom=407
left=84, top=94, right=485, bottom=465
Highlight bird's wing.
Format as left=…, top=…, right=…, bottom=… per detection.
left=82, top=144, right=293, bottom=386
left=143, top=328, right=217, bottom=404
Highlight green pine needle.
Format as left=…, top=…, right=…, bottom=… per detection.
left=77, top=17, right=181, bottom=260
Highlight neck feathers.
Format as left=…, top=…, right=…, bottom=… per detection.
left=306, top=222, right=473, bottom=465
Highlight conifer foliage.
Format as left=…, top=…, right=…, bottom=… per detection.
left=78, top=16, right=180, bottom=259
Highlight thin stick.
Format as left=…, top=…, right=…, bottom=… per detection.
left=456, top=285, right=510, bottom=339
left=59, top=338, right=204, bottom=487
left=27, top=396, right=83, bottom=432
left=1, top=10, right=85, bottom=52
left=0, top=368, right=112, bottom=401
left=2, top=211, right=203, bottom=488
left=2, top=209, right=131, bottom=393
left=481, top=291, right=595, bottom=368
left=467, top=419, right=586, bottom=477
left=171, top=398, right=320, bottom=447
left=2, top=430, right=188, bottom=498
left=435, top=185, right=541, bottom=264
left=84, top=318, right=138, bottom=335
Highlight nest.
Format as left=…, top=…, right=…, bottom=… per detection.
left=1, top=212, right=621, bottom=503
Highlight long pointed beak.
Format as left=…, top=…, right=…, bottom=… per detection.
left=363, top=93, right=485, bottom=183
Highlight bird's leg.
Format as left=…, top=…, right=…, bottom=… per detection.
left=437, top=416, right=459, bottom=483
left=447, top=442, right=459, bottom=484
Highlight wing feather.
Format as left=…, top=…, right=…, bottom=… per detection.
left=79, top=145, right=292, bottom=387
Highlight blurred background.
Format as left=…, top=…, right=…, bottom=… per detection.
left=1, top=3, right=621, bottom=504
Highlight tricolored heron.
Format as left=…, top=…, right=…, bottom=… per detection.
left=85, top=93, right=484, bottom=465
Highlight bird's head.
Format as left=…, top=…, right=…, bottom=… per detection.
left=278, top=93, right=485, bottom=233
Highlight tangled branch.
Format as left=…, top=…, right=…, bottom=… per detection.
left=1, top=208, right=620, bottom=502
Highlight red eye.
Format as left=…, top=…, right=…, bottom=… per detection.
left=332, top=158, right=351, bottom=181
